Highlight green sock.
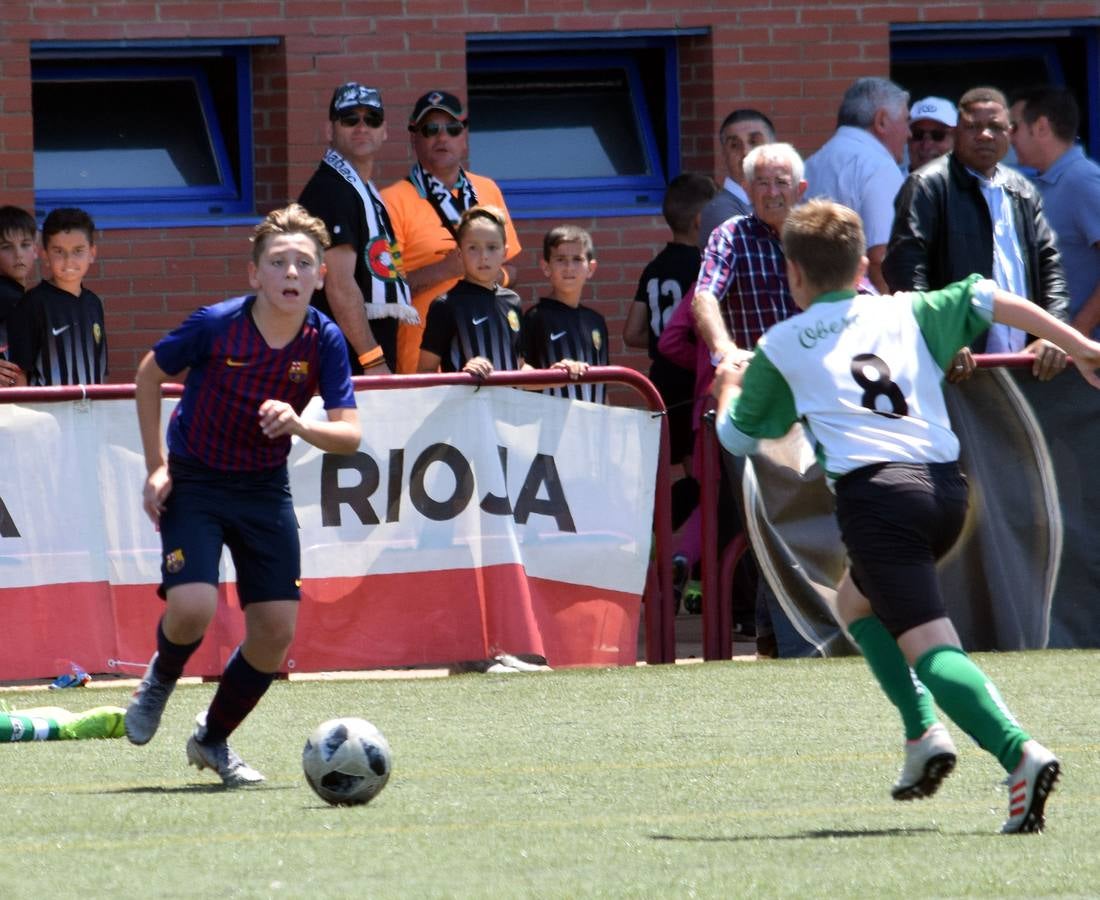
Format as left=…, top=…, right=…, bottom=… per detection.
left=914, top=645, right=1029, bottom=772
left=849, top=615, right=937, bottom=740
left=58, top=707, right=127, bottom=740
left=1, top=712, right=61, bottom=742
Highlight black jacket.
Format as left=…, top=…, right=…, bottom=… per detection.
left=884, top=153, right=1068, bottom=350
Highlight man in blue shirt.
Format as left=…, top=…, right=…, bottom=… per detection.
left=1009, top=85, right=1100, bottom=338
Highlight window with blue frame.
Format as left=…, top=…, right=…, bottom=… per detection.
left=467, top=31, right=703, bottom=218
left=31, top=40, right=271, bottom=227
left=890, top=20, right=1100, bottom=160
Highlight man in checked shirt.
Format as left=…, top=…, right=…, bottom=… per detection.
left=691, top=142, right=815, bottom=658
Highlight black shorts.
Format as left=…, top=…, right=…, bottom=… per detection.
left=157, top=456, right=301, bottom=605
left=834, top=462, right=968, bottom=636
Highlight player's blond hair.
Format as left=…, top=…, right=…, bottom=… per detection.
left=781, top=199, right=865, bottom=292
left=251, top=203, right=332, bottom=264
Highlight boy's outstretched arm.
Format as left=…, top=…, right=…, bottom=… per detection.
left=994, top=287, right=1100, bottom=388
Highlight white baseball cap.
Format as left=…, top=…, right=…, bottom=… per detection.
left=909, top=96, right=958, bottom=128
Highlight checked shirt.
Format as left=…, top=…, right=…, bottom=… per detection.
left=696, top=214, right=800, bottom=350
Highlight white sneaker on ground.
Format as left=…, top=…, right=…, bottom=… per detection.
left=891, top=722, right=957, bottom=801
left=185, top=713, right=264, bottom=788
left=1001, top=740, right=1060, bottom=834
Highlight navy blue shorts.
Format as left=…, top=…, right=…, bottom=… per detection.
left=834, top=461, right=969, bottom=637
left=157, top=456, right=301, bottom=605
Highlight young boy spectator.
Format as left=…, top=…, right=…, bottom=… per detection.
left=623, top=173, right=717, bottom=466
left=712, top=198, right=1100, bottom=833
left=7, top=207, right=106, bottom=386
left=125, top=204, right=361, bottom=787
left=523, top=225, right=608, bottom=403
left=418, top=205, right=526, bottom=377
left=0, top=205, right=37, bottom=388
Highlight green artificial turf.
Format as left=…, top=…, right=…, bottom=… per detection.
left=3, top=651, right=1098, bottom=898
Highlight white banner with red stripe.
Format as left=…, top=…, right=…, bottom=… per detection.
left=0, top=386, right=659, bottom=678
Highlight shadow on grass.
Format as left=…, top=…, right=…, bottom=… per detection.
left=104, top=783, right=295, bottom=795
left=651, top=826, right=942, bottom=842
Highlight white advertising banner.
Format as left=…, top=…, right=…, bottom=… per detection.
left=0, top=386, right=660, bottom=678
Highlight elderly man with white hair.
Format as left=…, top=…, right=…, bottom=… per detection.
left=693, top=142, right=807, bottom=362
left=804, top=77, right=910, bottom=292
left=691, top=142, right=816, bottom=659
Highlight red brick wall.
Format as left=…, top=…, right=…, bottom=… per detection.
left=1, top=0, right=1094, bottom=387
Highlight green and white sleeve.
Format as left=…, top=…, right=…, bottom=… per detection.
left=911, top=273, right=996, bottom=370
left=717, top=349, right=799, bottom=457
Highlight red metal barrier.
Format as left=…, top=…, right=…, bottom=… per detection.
left=1, top=365, right=677, bottom=665
left=695, top=352, right=1038, bottom=660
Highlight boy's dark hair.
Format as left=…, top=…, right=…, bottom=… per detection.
left=718, top=108, right=776, bottom=138
left=251, top=203, right=331, bottom=263
left=0, top=205, right=36, bottom=240
left=662, top=173, right=717, bottom=235
left=456, top=204, right=507, bottom=242
left=958, top=86, right=1008, bottom=113
left=782, top=199, right=865, bottom=292
left=1010, top=84, right=1080, bottom=144
left=41, top=207, right=95, bottom=246
left=542, top=224, right=595, bottom=261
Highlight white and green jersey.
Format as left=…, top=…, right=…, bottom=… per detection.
left=718, top=274, right=995, bottom=481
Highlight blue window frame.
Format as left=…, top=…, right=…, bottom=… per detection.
left=467, top=31, right=703, bottom=218
left=891, top=20, right=1100, bottom=161
left=31, top=39, right=272, bottom=227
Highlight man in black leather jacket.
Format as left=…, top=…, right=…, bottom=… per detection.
left=884, top=86, right=1069, bottom=383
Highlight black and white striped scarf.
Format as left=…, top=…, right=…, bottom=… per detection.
left=323, top=148, right=416, bottom=322
left=407, top=162, right=479, bottom=236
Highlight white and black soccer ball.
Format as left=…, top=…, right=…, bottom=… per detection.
left=302, top=717, right=392, bottom=806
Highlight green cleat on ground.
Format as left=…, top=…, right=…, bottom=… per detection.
left=58, top=706, right=127, bottom=740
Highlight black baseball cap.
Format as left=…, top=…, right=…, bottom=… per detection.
left=329, top=82, right=384, bottom=120
left=408, top=90, right=466, bottom=128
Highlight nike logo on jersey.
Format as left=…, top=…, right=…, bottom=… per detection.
left=51, top=325, right=71, bottom=336
left=472, top=316, right=489, bottom=326
left=550, top=331, right=568, bottom=341
left=226, top=358, right=250, bottom=367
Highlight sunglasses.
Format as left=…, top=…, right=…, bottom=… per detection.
left=414, top=121, right=466, bottom=138
left=909, top=128, right=949, bottom=142
left=338, top=112, right=384, bottom=129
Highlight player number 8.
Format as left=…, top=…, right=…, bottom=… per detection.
left=850, top=353, right=908, bottom=419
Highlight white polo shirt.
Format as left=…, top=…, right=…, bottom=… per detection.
left=804, top=126, right=905, bottom=248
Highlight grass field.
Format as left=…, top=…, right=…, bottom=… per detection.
left=3, top=651, right=1099, bottom=898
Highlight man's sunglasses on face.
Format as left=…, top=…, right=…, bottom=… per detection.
left=414, top=121, right=466, bottom=138
left=339, top=111, right=384, bottom=129
left=909, top=127, right=948, bottom=142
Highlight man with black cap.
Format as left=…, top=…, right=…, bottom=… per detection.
left=298, top=82, right=414, bottom=374
left=382, top=90, right=522, bottom=373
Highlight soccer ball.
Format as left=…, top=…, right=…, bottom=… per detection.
left=302, top=717, right=392, bottom=806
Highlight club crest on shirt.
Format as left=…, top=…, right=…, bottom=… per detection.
left=165, top=548, right=185, bottom=574
left=591, top=329, right=602, bottom=351
left=288, top=360, right=310, bottom=383
left=366, top=236, right=402, bottom=282
left=93, top=323, right=102, bottom=345
left=507, top=309, right=520, bottom=333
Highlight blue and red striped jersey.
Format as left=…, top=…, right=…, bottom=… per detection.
left=154, top=295, right=355, bottom=471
